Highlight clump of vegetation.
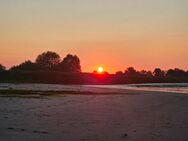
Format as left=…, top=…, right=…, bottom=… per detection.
left=36, top=51, right=61, bottom=70
left=0, top=64, right=6, bottom=72
left=10, top=61, right=40, bottom=71
left=9, top=51, right=81, bottom=73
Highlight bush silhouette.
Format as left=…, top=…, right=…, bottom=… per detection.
left=10, top=60, right=40, bottom=71
left=0, top=64, right=6, bottom=72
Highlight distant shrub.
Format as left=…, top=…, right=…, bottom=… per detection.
left=0, top=64, right=6, bottom=72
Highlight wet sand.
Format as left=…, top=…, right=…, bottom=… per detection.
left=0, top=88, right=188, bottom=141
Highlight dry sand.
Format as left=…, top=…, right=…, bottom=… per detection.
left=0, top=88, right=188, bottom=141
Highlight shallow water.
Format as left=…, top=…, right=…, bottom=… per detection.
left=89, top=83, right=188, bottom=94
left=0, top=83, right=188, bottom=94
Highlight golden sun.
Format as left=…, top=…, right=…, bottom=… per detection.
left=97, top=67, right=104, bottom=74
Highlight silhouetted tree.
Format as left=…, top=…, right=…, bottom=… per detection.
left=115, top=71, right=124, bottom=76
left=140, top=70, right=153, bottom=77
left=153, top=68, right=165, bottom=77
left=10, top=60, right=40, bottom=71
left=114, top=71, right=124, bottom=83
left=36, top=51, right=61, bottom=70
left=124, top=67, right=138, bottom=76
left=140, top=70, right=151, bottom=75
left=0, top=64, right=6, bottom=72
left=166, top=68, right=186, bottom=77
left=123, top=67, right=141, bottom=83
left=57, top=54, right=81, bottom=72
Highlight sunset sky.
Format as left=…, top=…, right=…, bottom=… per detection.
left=0, top=0, right=188, bottom=73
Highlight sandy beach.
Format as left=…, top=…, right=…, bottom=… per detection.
left=0, top=87, right=188, bottom=141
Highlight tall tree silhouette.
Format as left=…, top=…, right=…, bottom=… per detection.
left=36, top=51, right=61, bottom=70
left=58, top=54, right=81, bottom=72
left=124, top=67, right=137, bottom=76
left=153, top=68, right=165, bottom=77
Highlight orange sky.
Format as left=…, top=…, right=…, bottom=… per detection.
left=0, top=0, right=188, bottom=73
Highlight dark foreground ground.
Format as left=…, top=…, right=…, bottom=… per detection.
left=0, top=89, right=188, bottom=141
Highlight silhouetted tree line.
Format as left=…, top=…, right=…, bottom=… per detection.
left=0, top=51, right=188, bottom=84
left=113, top=67, right=188, bottom=84
left=9, top=51, right=81, bottom=72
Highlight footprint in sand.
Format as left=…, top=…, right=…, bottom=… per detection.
left=7, top=127, right=14, bottom=130
left=33, top=130, right=48, bottom=134
left=7, top=127, right=26, bottom=132
left=7, top=127, right=48, bottom=135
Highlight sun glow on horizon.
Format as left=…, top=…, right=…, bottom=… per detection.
left=97, top=67, right=104, bottom=74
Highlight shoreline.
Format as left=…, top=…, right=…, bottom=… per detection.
left=0, top=86, right=188, bottom=140
left=0, top=83, right=188, bottom=96
left=0, top=86, right=187, bottom=98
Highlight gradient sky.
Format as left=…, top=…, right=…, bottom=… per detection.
left=0, top=0, right=188, bottom=73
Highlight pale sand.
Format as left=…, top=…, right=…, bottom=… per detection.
left=0, top=88, right=188, bottom=141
